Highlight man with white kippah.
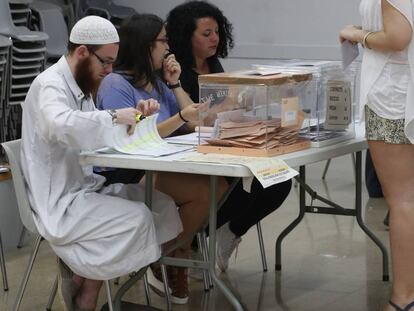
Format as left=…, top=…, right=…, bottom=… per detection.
left=20, top=16, right=182, bottom=310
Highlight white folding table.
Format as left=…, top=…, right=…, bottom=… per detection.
left=79, top=129, right=388, bottom=311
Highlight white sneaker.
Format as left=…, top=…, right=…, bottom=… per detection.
left=216, top=223, right=242, bottom=272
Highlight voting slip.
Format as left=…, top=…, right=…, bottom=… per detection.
left=341, top=40, right=359, bottom=70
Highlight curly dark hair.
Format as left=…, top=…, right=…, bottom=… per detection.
left=115, top=13, right=164, bottom=91
left=166, top=1, right=234, bottom=69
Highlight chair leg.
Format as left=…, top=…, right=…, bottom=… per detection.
left=104, top=280, right=114, bottom=311
left=45, top=275, right=58, bottom=311
left=143, top=272, right=151, bottom=306
left=13, top=234, right=43, bottom=311
left=17, top=226, right=26, bottom=249
left=201, top=231, right=213, bottom=288
left=0, top=232, right=9, bottom=291
left=160, top=264, right=172, bottom=311
left=197, top=232, right=210, bottom=291
left=256, top=222, right=268, bottom=272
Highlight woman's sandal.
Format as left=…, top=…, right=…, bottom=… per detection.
left=389, top=299, right=414, bottom=311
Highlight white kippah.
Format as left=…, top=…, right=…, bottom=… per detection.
left=69, top=16, right=119, bottom=45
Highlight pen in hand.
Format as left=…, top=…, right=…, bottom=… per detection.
left=135, top=114, right=146, bottom=123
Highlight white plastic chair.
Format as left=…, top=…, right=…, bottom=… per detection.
left=2, top=139, right=115, bottom=311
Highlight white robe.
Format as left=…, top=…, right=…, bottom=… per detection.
left=359, top=0, right=414, bottom=142
left=20, top=56, right=182, bottom=280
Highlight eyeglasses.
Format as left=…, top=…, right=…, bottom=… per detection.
left=154, top=37, right=169, bottom=44
left=91, top=51, right=115, bottom=68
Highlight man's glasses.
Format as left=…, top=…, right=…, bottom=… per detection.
left=91, top=51, right=115, bottom=68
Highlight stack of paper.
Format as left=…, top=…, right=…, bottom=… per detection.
left=104, top=114, right=194, bottom=156
left=205, top=119, right=302, bottom=149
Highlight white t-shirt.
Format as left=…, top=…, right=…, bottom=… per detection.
left=361, top=0, right=411, bottom=120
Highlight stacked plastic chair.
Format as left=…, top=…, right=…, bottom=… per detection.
left=35, top=0, right=76, bottom=30
left=8, top=0, right=32, bottom=28
left=0, top=0, right=48, bottom=142
left=78, top=0, right=136, bottom=29
left=30, top=0, right=68, bottom=62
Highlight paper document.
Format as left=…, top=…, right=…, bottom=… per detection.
left=164, top=132, right=208, bottom=145
left=341, top=40, right=359, bottom=70
left=109, top=114, right=193, bottom=156
left=179, top=153, right=298, bottom=189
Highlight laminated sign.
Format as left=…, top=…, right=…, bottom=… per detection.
left=281, top=97, right=299, bottom=127
left=325, top=80, right=352, bottom=130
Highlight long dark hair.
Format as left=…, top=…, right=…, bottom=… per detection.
left=166, top=1, right=234, bottom=69
left=115, top=13, right=164, bottom=91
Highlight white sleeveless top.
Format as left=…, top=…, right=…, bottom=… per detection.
left=359, top=0, right=414, bottom=141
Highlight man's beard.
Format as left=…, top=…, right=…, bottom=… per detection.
left=74, top=57, right=101, bottom=97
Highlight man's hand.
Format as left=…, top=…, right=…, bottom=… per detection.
left=163, top=54, right=181, bottom=85
left=114, top=107, right=139, bottom=135
left=136, top=99, right=159, bottom=116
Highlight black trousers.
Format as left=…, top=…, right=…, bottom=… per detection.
left=207, top=178, right=292, bottom=237
left=98, top=169, right=292, bottom=238
left=97, top=168, right=145, bottom=186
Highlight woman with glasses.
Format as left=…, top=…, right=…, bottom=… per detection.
left=96, top=13, right=228, bottom=304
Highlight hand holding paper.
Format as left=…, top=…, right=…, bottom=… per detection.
left=341, top=40, right=359, bottom=70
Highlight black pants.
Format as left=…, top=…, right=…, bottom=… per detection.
left=99, top=169, right=292, bottom=238
left=97, top=168, right=145, bottom=186
left=207, top=178, right=292, bottom=237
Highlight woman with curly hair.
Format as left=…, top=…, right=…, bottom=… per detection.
left=166, top=1, right=292, bottom=272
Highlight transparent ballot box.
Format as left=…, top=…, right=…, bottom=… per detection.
left=197, top=70, right=314, bottom=157
left=252, top=61, right=359, bottom=147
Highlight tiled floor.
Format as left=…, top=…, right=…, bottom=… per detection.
left=0, top=154, right=391, bottom=310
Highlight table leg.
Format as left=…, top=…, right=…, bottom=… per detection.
left=354, top=151, right=389, bottom=281
left=275, top=165, right=306, bottom=271
left=209, top=175, right=244, bottom=311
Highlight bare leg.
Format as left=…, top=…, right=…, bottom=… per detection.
left=74, top=279, right=103, bottom=310
left=368, top=141, right=414, bottom=310
left=155, top=173, right=228, bottom=253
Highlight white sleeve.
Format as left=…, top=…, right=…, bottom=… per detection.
left=38, top=82, right=114, bottom=151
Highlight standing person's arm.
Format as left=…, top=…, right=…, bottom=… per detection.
left=339, top=0, right=412, bottom=52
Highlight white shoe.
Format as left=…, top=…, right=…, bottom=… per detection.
left=216, top=223, right=242, bottom=272
left=146, top=265, right=171, bottom=296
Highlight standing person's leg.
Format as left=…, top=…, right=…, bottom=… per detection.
left=369, top=141, right=414, bottom=311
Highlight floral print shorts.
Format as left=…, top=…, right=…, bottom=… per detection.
left=365, top=105, right=411, bottom=144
